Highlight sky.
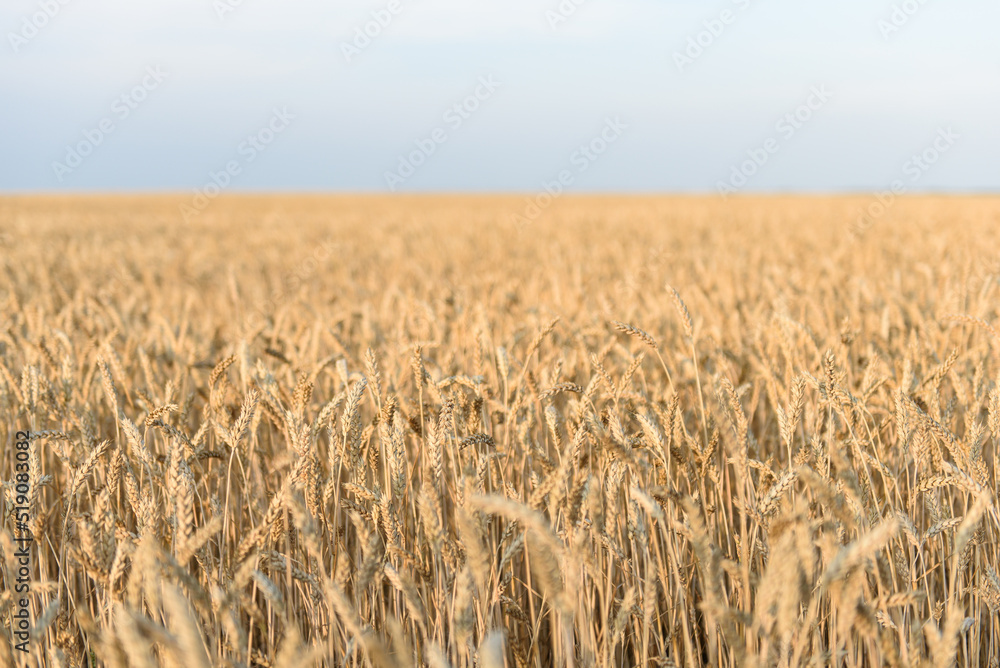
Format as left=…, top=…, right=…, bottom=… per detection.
left=1, top=0, right=998, bottom=194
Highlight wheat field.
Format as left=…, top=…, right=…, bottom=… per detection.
left=1, top=195, right=999, bottom=667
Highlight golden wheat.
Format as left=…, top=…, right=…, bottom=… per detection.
left=1, top=195, right=999, bottom=667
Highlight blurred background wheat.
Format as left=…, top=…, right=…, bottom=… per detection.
left=2, top=195, right=1000, bottom=667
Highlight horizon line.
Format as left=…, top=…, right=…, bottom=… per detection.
left=2, top=189, right=999, bottom=199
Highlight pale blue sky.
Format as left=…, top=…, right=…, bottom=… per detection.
left=1, top=0, right=997, bottom=193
